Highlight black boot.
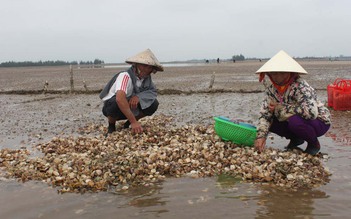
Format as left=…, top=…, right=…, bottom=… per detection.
left=286, top=138, right=304, bottom=151
left=123, top=120, right=130, bottom=129
left=107, top=123, right=116, bottom=134
left=305, top=141, right=321, bottom=155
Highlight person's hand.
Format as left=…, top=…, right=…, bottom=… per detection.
left=254, top=138, right=266, bottom=152
left=131, top=121, right=143, bottom=134
left=129, top=96, right=139, bottom=110
left=268, top=101, right=278, bottom=113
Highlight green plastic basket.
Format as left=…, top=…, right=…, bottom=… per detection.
left=214, top=117, right=257, bottom=146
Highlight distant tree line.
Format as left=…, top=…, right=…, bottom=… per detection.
left=0, top=59, right=104, bottom=67
left=232, top=54, right=245, bottom=61
left=83, top=59, right=104, bottom=65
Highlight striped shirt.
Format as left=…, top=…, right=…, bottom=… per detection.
left=102, top=72, right=144, bottom=101
left=120, top=73, right=130, bottom=92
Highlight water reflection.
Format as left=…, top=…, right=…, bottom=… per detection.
left=215, top=174, right=256, bottom=202
left=111, top=183, right=169, bottom=216
left=120, top=184, right=166, bottom=207
left=215, top=174, right=330, bottom=218
left=255, top=186, right=329, bottom=219
left=216, top=174, right=243, bottom=188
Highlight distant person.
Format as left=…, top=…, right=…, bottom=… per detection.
left=205, top=59, right=209, bottom=63
left=217, top=58, right=220, bottom=64
left=254, top=50, right=331, bottom=155
left=99, top=49, right=164, bottom=135
left=233, top=59, right=236, bottom=63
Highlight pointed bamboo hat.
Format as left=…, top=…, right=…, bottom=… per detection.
left=126, top=48, right=164, bottom=72
left=256, top=50, right=307, bottom=74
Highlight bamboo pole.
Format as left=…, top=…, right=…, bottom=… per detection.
left=83, top=80, right=88, bottom=91
left=209, top=71, right=215, bottom=89
left=70, top=65, right=74, bottom=93
left=42, top=80, right=49, bottom=94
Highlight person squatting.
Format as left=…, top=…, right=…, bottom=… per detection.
left=99, top=49, right=163, bottom=135
left=254, top=50, right=331, bottom=155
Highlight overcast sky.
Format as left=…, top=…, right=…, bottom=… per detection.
left=1, top=0, right=350, bottom=63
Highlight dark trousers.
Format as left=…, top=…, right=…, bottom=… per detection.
left=102, top=96, right=159, bottom=120
left=269, top=115, right=330, bottom=146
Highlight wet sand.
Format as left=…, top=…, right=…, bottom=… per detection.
left=0, top=61, right=351, bottom=218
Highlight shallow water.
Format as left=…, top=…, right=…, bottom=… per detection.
left=1, top=91, right=351, bottom=218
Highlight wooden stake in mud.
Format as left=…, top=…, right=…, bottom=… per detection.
left=70, top=65, right=74, bottom=93
left=83, top=80, right=88, bottom=91
left=209, top=71, right=215, bottom=89
left=43, top=80, right=49, bottom=94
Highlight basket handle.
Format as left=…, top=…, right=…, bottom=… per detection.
left=336, top=80, right=351, bottom=91
left=333, top=78, right=345, bottom=85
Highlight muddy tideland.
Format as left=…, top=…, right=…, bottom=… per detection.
left=0, top=61, right=350, bottom=218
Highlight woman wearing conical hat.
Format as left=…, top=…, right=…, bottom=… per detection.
left=99, top=49, right=163, bottom=134
left=254, top=50, right=331, bottom=155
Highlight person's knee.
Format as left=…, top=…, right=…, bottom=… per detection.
left=142, top=100, right=159, bottom=116
left=287, top=115, right=305, bottom=130
left=102, top=103, right=113, bottom=117
left=102, top=106, right=108, bottom=117
left=102, top=97, right=125, bottom=119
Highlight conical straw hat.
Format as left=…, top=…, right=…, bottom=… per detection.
left=256, top=50, right=307, bottom=74
left=126, top=49, right=164, bottom=72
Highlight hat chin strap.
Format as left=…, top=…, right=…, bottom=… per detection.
left=133, top=64, right=142, bottom=79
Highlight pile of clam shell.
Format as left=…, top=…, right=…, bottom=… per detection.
left=0, top=114, right=331, bottom=193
